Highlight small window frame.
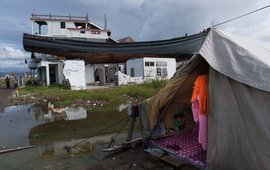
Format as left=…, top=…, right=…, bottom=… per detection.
left=60, top=22, right=66, bottom=29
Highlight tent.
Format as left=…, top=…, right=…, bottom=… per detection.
left=142, top=28, right=270, bottom=170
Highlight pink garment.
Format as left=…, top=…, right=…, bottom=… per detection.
left=191, top=98, right=199, bottom=122
left=198, top=114, right=207, bottom=150
left=192, top=97, right=208, bottom=150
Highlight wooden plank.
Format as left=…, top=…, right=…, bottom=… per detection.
left=123, top=137, right=143, bottom=145
left=0, top=145, right=38, bottom=154
left=102, top=145, right=122, bottom=152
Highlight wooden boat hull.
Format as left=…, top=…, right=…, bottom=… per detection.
left=23, top=32, right=208, bottom=64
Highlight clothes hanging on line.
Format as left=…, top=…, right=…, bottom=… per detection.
left=191, top=74, right=209, bottom=150
left=191, top=74, right=209, bottom=115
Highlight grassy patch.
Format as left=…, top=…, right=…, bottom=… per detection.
left=19, top=80, right=166, bottom=107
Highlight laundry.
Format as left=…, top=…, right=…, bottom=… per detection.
left=191, top=75, right=209, bottom=150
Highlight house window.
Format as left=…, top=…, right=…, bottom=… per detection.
left=130, top=68, right=135, bottom=77
left=156, top=68, right=162, bottom=76
left=156, top=61, right=168, bottom=77
left=162, top=68, right=168, bottom=77
left=91, top=31, right=101, bottom=34
left=145, top=61, right=154, bottom=67
left=156, top=61, right=167, bottom=67
left=60, top=22, right=66, bottom=29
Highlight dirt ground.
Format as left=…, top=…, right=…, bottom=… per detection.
left=0, top=87, right=199, bottom=170
left=87, top=145, right=199, bottom=170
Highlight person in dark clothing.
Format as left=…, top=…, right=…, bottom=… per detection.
left=14, top=77, right=18, bottom=89
left=5, top=77, right=10, bottom=89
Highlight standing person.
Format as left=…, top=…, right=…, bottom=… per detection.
left=5, top=77, right=10, bottom=89
left=14, top=77, right=18, bottom=89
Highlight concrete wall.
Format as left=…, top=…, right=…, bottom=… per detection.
left=116, top=71, right=144, bottom=86
left=94, top=64, right=105, bottom=85
left=126, top=58, right=144, bottom=77
left=57, top=62, right=64, bottom=84
left=37, top=61, right=64, bottom=85
left=148, top=58, right=176, bottom=79
left=143, top=58, right=156, bottom=78
left=63, top=60, right=86, bottom=90
left=126, top=57, right=176, bottom=79
left=86, top=64, right=120, bottom=85
left=165, top=58, right=177, bottom=79
left=85, top=64, right=95, bottom=84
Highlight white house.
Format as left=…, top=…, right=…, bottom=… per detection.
left=126, top=57, right=176, bottom=79
left=27, top=13, right=178, bottom=88
left=28, top=13, right=119, bottom=89
left=116, top=57, right=176, bottom=86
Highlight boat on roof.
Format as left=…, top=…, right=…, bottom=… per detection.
left=23, top=32, right=208, bottom=64
left=23, top=13, right=208, bottom=64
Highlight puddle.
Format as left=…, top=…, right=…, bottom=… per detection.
left=0, top=103, right=139, bottom=169
left=0, top=104, right=41, bottom=150
left=0, top=134, right=128, bottom=170
left=0, top=103, right=132, bottom=147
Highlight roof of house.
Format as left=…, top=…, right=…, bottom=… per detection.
left=118, top=36, right=135, bottom=43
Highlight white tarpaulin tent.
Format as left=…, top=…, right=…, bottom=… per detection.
left=200, top=29, right=270, bottom=92
left=145, top=28, right=270, bottom=170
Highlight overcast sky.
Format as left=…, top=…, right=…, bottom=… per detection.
left=0, top=0, right=270, bottom=72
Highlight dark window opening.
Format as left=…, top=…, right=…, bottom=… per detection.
left=34, top=21, right=48, bottom=35
left=75, top=22, right=86, bottom=29
left=130, top=68, right=135, bottom=77
left=162, top=68, right=168, bottom=77
left=156, top=68, right=162, bottom=76
left=80, top=30, right=86, bottom=34
left=145, top=61, right=155, bottom=66
left=60, top=22, right=66, bottom=29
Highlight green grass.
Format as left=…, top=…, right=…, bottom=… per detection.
left=19, top=79, right=166, bottom=107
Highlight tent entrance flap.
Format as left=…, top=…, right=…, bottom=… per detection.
left=150, top=125, right=206, bottom=169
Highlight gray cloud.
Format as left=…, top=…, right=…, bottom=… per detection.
left=0, top=45, right=29, bottom=72
left=0, top=0, right=270, bottom=72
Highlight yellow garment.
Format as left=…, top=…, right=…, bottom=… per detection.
left=191, top=74, right=209, bottom=115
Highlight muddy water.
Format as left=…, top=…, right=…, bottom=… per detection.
left=0, top=103, right=137, bottom=169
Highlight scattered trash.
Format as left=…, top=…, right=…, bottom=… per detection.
left=102, top=145, right=122, bottom=152
left=145, top=147, right=165, bottom=158
left=116, top=104, right=129, bottom=112
left=51, top=107, right=68, bottom=113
